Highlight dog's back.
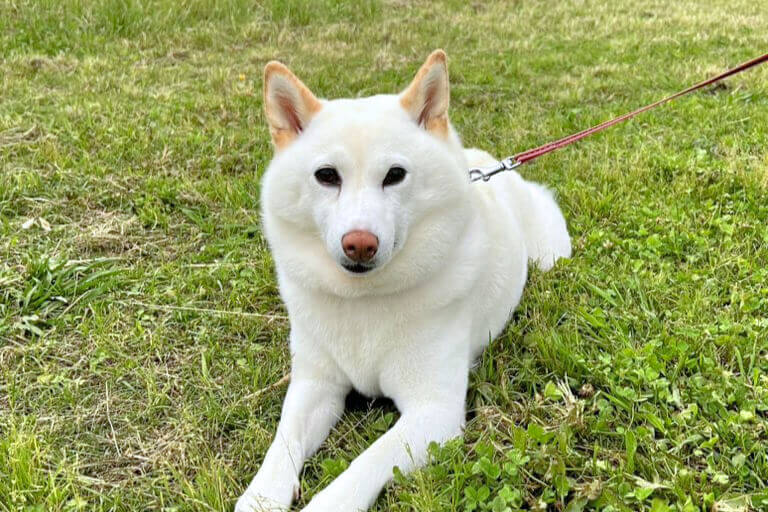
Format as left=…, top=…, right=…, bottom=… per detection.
left=465, top=148, right=571, bottom=271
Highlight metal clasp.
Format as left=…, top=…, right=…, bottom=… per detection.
left=468, top=156, right=521, bottom=183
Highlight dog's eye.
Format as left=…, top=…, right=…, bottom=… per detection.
left=383, top=166, right=407, bottom=187
left=314, top=167, right=341, bottom=187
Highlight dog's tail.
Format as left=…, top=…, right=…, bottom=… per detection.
left=516, top=181, right=571, bottom=271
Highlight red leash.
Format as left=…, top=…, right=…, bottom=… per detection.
left=469, top=52, right=768, bottom=182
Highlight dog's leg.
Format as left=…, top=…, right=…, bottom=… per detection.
left=301, top=398, right=465, bottom=511
left=301, top=357, right=468, bottom=512
left=236, top=362, right=349, bottom=512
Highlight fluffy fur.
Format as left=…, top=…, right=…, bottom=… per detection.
left=236, top=50, right=571, bottom=512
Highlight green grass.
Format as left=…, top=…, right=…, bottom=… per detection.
left=2, top=0, right=767, bottom=510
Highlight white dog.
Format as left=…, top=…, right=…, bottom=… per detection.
left=236, top=50, right=571, bottom=512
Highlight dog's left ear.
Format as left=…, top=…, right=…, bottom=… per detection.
left=263, top=61, right=322, bottom=150
left=400, top=50, right=450, bottom=138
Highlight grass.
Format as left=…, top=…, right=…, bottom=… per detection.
left=1, top=0, right=767, bottom=510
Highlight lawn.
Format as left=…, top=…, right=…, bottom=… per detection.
left=1, top=0, right=767, bottom=511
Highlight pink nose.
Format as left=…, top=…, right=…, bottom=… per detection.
left=341, top=230, right=379, bottom=263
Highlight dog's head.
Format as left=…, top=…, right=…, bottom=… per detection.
left=260, top=50, right=472, bottom=297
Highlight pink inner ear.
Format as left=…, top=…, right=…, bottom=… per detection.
left=416, top=80, right=439, bottom=126
left=417, top=94, right=433, bottom=127
left=277, top=92, right=303, bottom=133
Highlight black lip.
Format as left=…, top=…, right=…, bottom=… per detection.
left=342, top=263, right=374, bottom=274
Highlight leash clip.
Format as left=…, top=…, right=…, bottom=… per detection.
left=468, top=156, right=521, bottom=183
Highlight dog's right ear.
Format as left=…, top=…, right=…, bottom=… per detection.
left=263, top=61, right=322, bottom=150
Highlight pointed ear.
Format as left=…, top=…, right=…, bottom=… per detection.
left=263, top=61, right=322, bottom=150
left=399, top=50, right=450, bottom=138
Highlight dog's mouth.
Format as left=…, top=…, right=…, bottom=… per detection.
left=342, top=263, right=375, bottom=274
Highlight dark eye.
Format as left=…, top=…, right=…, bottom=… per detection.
left=314, top=167, right=341, bottom=187
left=383, top=166, right=407, bottom=187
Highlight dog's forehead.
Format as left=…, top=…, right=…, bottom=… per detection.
left=313, top=95, right=410, bottom=135
left=290, top=94, right=426, bottom=171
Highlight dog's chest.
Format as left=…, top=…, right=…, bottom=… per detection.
left=290, top=297, right=421, bottom=397
left=320, top=325, right=391, bottom=396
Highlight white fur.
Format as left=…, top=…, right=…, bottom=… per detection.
left=236, top=58, right=571, bottom=512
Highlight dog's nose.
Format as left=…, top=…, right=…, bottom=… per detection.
left=341, top=230, right=378, bottom=263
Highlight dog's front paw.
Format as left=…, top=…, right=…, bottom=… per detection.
left=235, top=475, right=298, bottom=512
left=301, top=487, right=365, bottom=512
left=235, top=491, right=290, bottom=512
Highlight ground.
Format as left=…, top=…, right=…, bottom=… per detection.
left=1, top=1, right=767, bottom=511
